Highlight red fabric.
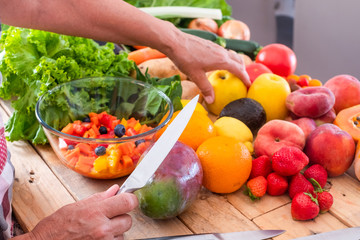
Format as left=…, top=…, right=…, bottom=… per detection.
left=0, top=117, right=6, bottom=175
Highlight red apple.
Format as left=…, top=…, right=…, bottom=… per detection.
left=324, top=74, right=360, bottom=113
left=254, top=120, right=306, bottom=157
left=245, top=62, right=272, bottom=84
left=304, top=123, right=356, bottom=177
left=291, top=118, right=317, bottom=139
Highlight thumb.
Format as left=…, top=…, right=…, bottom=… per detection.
left=81, top=184, right=120, bottom=203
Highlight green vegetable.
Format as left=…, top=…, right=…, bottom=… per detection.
left=125, top=0, right=232, bottom=27
left=0, top=26, right=182, bottom=144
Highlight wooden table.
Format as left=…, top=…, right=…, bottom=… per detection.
left=1, top=100, right=360, bottom=240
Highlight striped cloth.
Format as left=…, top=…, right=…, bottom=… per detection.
left=0, top=115, right=14, bottom=240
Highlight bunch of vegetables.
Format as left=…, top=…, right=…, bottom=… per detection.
left=0, top=25, right=182, bottom=144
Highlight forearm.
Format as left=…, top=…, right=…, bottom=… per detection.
left=0, top=0, right=180, bottom=54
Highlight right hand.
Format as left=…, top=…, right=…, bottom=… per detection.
left=23, top=184, right=138, bottom=240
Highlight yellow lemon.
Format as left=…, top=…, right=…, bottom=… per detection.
left=214, top=116, right=253, bottom=153
left=247, top=73, right=291, bottom=121
left=206, top=70, right=247, bottom=115
left=181, top=99, right=208, bottom=115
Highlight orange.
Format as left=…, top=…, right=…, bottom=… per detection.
left=196, top=136, right=252, bottom=194
left=156, top=110, right=217, bottom=151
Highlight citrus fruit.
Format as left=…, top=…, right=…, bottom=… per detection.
left=156, top=110, right=217, bottom=151
left=181, top=99, right=208, bottom=115
left=206, top=70, right=247, bottom=115
left=196, top=136, right=252, bottom=194
left=247, top=73, right=291, bottom=121
left=213, top=117, right=254, bottom=153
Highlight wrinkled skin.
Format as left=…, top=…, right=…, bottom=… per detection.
left=13, top=185, right=138, bottom=240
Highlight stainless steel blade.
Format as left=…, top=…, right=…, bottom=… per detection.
left=118, top=95, right=199, bottom=193
left=140, top=229, right=285, bottom=240
left=292, top=227, right=360, bottom=240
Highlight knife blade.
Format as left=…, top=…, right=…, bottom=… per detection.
left=292, top=227, right=360, bottom=240
left=139, top=229, right=285, bottom=240
left=118, top=95, right=199, bottom=194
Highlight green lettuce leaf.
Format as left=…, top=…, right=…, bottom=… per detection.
left=0, top=26, right=182, bottom=145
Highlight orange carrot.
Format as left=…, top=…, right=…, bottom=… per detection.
left=127, top=47, right=166, bottom=65
left=133, top=45, right=148, bottom=49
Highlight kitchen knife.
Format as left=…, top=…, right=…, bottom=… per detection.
left=139, top=229, right=285, bottom=240
left=292, top=227, right=360, bottom=240
left=118, top=95, right=199, bottom=194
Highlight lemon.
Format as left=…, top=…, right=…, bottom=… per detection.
left=181, top=99, right=208, bottom=115
left=214, top=117, right=254, bottom=153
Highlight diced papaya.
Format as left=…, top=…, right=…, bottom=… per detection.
left=119, top=142, right=136, bottom=156
left=75, top=155, right=96, bottom=174
left=73, top=120, right=82, bottom=125
left=120, top=155, right=134, bottom=169
left=138, top=124, right=152, bottom=134
left=93, top=155, right=109, bottom=173
left=334, top=104, right=360, bottom=142
left=83, top=128, right=97, bottom=138
left=73, top=124, right=87, bottom=136
left=61, top=123, right=74, bottom=135
left=64, top=147, right=80, bottom=167
left=127, top=118, right=139, bottom=129
left=111, top=119, right=121, bottom=130
left=91, top=124, right=100, bottom=136
left=88, top=112, right=98, bottom=118
left=76, top=143, right=94, bottom=156
left=81, top=122, right=92, bottom=130
left=90, top=116, right=99, bottom=127
left=126, top=128, right=137, bottom=136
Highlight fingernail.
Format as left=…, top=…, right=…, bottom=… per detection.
left=204, top=95, right=214, bottom=104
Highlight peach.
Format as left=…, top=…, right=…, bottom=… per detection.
left=324, top=74, right=360, bottom=113
left=291, top=118, right=317, bottom=139
left=286, top=87, right=335, bottom=118
left=304, top=123, right=356, bottom=177
left=313, top=108, right=336, bottom=126
left=254, top=120, right=306, bottom=157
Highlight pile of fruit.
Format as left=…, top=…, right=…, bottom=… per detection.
left=122, top=17, right=360, bottom=221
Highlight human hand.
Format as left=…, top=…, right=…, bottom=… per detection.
left=164, top=30, right=251, bottom=104
left=23, top=184, right=138, bottom=240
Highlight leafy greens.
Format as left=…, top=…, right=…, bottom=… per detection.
left=0, top=26, right=182, bottom=144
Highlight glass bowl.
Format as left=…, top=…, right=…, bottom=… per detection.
left=36, top=76, right=173, bottom=179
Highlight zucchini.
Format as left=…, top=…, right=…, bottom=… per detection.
left=179, top=28, right=218, bottom=42
left=179, top=28, right=261, bottom=60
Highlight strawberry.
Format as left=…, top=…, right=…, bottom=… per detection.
left=249, top=155, right=272, bottom=179
left=246, top=176, right=267, bottom=200
left=288, top=173, right=314, bottom=199
left=304, top=164, right=328, bottom=188
left=271, top=146, right=309, bottom=176
left=317, top=191, right=333, bottom=213
left=266, top=172, right=288, bottom=196
left=291, top=192, right=320, bottom=220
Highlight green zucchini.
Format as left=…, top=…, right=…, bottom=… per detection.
left=179, top=28, right=261, bottom=60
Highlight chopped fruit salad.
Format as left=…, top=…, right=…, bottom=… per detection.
left=59, top=111, right=154, bottom=179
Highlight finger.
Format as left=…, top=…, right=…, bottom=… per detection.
left=188, top=70, right=215, bottom=104
left=102, top=193, right=138, bottom=219
left=110, top=214, right=133, bottom=237
left=227, top=51, right=251, bottom=87
left=81, top=184, right=120, bottom=204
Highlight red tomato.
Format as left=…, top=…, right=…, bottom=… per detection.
left=255, top=43, right=297, bottom=77
left=245, top=62, right=273, bottom=84
left=218, top=19, right=250, bottom=40
left=188, top=18, right=218, bottom=34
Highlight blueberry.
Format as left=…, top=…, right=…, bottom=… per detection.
left=95, top=146, right=107, bottom=156
left=68, top=145, right=75, bottom=150
left=83, top=117, right=91, bottom=122
left=135, top=139, right=146, bottom=147
left=99, top=126, right=108, bottom=134
left=114, top=124, right=126, bottom=137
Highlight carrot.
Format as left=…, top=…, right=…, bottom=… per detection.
left=133, top=45, right=148, bottom=49
left=127, top=47, right=166, bottom=65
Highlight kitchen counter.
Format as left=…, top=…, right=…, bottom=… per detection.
left=1, top=99, right=360, bottom=240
